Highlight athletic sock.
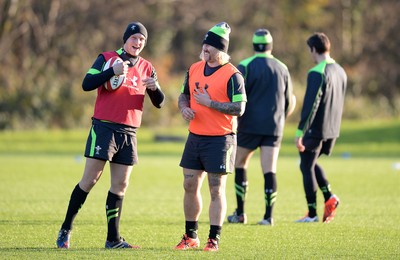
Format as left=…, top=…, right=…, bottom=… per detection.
left=234, top=168, right=248, bottom=215
left=208, top=225, right=221, bottom=242
left=320, top=184, right=332, bottom=202
left=106, top=191, right=124, bottom=242
left=307, top=199, right=317, bottom=218
left=61, top=184, right=88, bottom=230
left=263, top=172, right=277, bottom=220
left=185, top=221, right=198, bottom=239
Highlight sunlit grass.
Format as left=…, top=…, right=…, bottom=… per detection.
left=0, top=120, right=399, bottom=258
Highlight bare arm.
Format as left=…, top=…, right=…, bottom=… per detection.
left=178, top=93, right=190, bottom=111
left=210, top=100, right=245, bottom=116
left=178, top=93, right=195, bottom=121
left=193, top=87, right=245, bottom=116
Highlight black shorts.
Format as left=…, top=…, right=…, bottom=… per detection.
left=302, top=137, right=336, bottom=156
left=84, top=120, right=138, bottom=165
left=179, top=132, right=236, bottom=174
left=237, top=132, right=282, bottom=150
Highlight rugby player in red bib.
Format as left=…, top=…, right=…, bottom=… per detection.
left=56, top=21, right=165, bottom=249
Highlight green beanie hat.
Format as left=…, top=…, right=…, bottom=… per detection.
left=202, top=22, right=231, bottom=53
left=252, top=28, right=273, bottom=52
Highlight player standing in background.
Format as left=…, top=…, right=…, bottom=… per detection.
left=56, top=21, right=165, bottom=249
left=295, top=32, right=347, bottom=223
left=227, top=29, right=295, bottom=226
left=175, top=22, right=246, bottom=252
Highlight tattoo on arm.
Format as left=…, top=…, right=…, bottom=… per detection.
left=210, top=101, right=242, bottom=116
left=178, top=94, right=190, bottom=111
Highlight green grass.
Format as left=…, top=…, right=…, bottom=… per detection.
left=0, top=120, right=399, bottom=259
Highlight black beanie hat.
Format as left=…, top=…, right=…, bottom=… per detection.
left=123, top=22, right=148, bottom=43
left=202, top=22, right=231, bottom=53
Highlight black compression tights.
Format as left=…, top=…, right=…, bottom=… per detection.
left=299, top=150, right=331, bottom=209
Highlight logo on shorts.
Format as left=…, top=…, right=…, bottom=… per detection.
left=219, top=164, right=226, bottom=170
left=95, top=145, right=102, bottom=155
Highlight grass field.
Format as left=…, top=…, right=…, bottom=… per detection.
left=0, top=120, right=399, bottom=259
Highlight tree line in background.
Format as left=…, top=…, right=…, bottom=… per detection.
left=0, top=0, right=398, bottom=130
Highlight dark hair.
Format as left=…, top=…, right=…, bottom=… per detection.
left=253, top=43, right=273, bottom=52
left=307, top=32, right=330, bottom=54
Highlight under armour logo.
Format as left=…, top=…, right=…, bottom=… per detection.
left=95, top=145, right=102, bottom=155
left=195, top=82, right=209, bottom=89
left=130, top=25, right=136, bottom=30
left=219, top=164, right=226, bottom=169
left=132, top=76, right=138, bottom=86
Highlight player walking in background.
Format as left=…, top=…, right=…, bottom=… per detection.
left=56, top=21, right=165, bottom=249
left=227, top=29, right=295, bottom=226
left=295, top=32, right=347, bottom=223
left=175, top=22, right=246, bottom=252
